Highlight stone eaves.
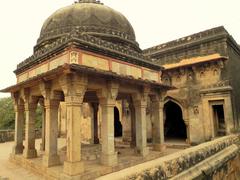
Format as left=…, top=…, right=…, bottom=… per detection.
left=3, top=63, right=173, bottom=93
left=15, top=32, right=163, bottom=75
left=163, top=53, right=227, bottom=70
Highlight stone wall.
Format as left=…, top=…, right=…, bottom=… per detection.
left=143, top=26, right=228, bottom=66
left=97, top=134, right=240, bottom=180
left=0, top=129, right=42, bottom=143
left=226, top=43, right=240, bottom=126
left=144, top=26, right=240, bottom=144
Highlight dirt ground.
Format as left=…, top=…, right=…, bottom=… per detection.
left=0, top=140, right=42, bottom=180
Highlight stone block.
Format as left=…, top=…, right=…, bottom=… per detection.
left=23, top=148, right=37, bottom=159
left=153, top=143, right=166, bottom=152
left=12, top=144, right=24, bottom=154
left=63, top=161, right=84, bottom=176
left=135, top=147, right=149, bottom=157
left=100, top=152, right=118, bottom=166
left=42, top=154, right=60, bottom=167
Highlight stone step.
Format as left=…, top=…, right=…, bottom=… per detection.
left=166, top=143, right=190, bottom=149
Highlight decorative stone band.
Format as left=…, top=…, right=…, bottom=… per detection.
left=97, top=134, right=240, bottom=179
left=16, top=50, right=161, bottom=84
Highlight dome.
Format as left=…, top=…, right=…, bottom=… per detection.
left=35, top=0, right=139, bottom=51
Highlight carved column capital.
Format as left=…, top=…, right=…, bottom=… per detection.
left=59, top=74, right=87, bottom=106
left=97, top=81, right=119, bottom=106
left=132, top=86, right=150, bottom=108
left=59, top=73, right=88, bottom=97
left=22, top=90, right=38, bottom=111
left=12, top=92, right=24, bottom=112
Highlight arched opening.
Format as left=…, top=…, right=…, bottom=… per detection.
left=114, top=107, right=122, bottom=137
left=164, top=101, right=187, bottom=140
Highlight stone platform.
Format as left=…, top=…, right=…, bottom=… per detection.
left=9, top=141, right=178, bottom=180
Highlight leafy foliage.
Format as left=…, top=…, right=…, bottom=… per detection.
left=0, top=97, right=42, bottom=130
left=0, top=97, right=15, bottom=129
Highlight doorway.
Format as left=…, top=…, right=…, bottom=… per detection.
left=114, top=107, right=122, bottom=137
left=212, top=105, right=226, bottom=136
left=164, top=101, right=187, bottom=140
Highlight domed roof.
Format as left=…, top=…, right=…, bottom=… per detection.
left=35, top=0, right=139, bottom=51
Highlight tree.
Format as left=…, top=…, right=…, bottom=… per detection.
left=0, top=97, right=15, bottom=129
left=0, top=97, right=42, bottom=130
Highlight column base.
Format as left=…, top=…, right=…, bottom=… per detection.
left=23, top=148, right=37, bottom=158
left=94, top=138, right=99, bottom=144
left=60, top=173, right=82, bottom=180
left=63, top=161, right=84, bottom=176
left=153, top=143, right=166, bottom=152
left=130, top=141, right=136, bottom=148
left=43, top=154, right=60, bottom=167
left=12, top=144, right=24, bottom=154
left=100, top=152, right=118, bottom=166
left=40, top=143, right=45, bottom=151
left=135, top=147, right=149, bottom=157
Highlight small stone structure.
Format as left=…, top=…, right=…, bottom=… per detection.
left=1, top=0, right=240, bottom=179
left=1, top=0, right=170, bottom=178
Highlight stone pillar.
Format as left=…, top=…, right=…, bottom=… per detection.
left=224, top=96, right=234, bottom=134
left=42, top=99, right=60, bottom=167
left=12, top=93, right=24, bottom=154
left=184, top=119, right=190, bottom=144
left=97, top=81, right=119, bottom=166
left=59, top=74, right=87, bottom=176
left=132, top=87, right=149, bottom=157
left=122, top=100, right=132, bottom=142
left=39, top=99, right=46, bottom=151
left=152, top=95, right=166, bottom=151
left=23, top=93, right=38, bottom=159
left=129, top=102, right=136, bottom=148
left=92, top=103, right=99, bottom=144
left=40, top=82, right=62, bottom=167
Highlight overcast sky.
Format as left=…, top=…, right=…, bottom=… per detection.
left=0, top=0, right=239, bottom=98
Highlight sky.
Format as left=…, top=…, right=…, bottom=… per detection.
left=0, top=0, right=239, bottom=98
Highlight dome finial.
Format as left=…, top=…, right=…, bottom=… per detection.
left=75, top=0, right=103, bottom=4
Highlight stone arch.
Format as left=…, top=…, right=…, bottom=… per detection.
left=164, top=96, right=188, bottom=121
left=164, top=96, right=190, bottom=142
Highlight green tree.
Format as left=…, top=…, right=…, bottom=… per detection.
left=0, top=97, right=42, bottom=130
left=0, top=97, right=15, bottom=129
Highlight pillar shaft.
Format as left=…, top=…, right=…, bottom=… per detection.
left=23, top=102, right=37, bottom=158
left=100, top=99, right=117, bottom=166
left=40, top=107, right=46, bottom=151
left=152, top=100, right=165, bottom=151
left=92, top=103, right=99, bottom=144
left=12, top=104, right=24, bottom=154
left=59, top=73, right=88, bottom=176
left=134, top=100, right=148, bottom=156
left=63, top=96, right=84, bottom=176
left=129, top=103, right=136, bottom=148
left=43, top=99, right=60, bottom=167
left=97, top=81, right=119, bottom=166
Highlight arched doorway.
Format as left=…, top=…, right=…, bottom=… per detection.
left=164, top=101, right=187, bottom=140
left=114, top=107, right=122, bottom=137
